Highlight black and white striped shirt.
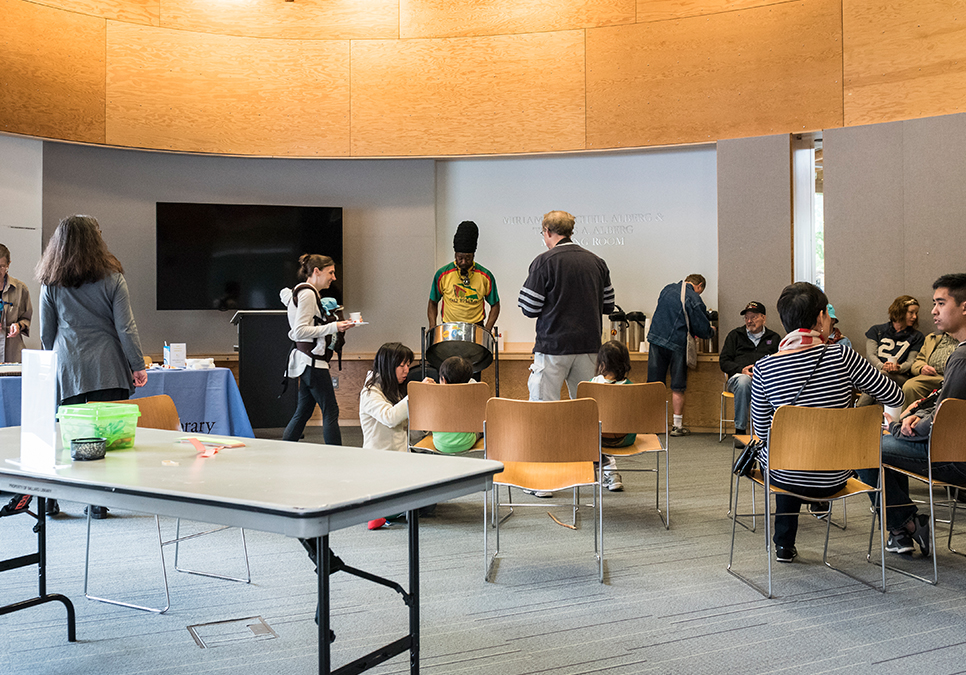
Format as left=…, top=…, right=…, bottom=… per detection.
left=751, top=343, right=903, bottom=489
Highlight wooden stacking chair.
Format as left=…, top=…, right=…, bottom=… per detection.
left=728, top=404, right=886, bottom=598
left=483, top=397, right=603, bottom=582
left=720, top=390, right=736, bottom=442
left=575, top=381, right=670, bottom=528
left=85, top=395, right=251, bottom=613
left=407, top=381, right=489, bottom=454
left=873, top=397, right=966, bottom=585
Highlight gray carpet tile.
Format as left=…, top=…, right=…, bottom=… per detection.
left=3, top=431, right=966, bottom=674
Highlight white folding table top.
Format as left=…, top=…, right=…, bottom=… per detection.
left=0, top=427, right=502, bottom=537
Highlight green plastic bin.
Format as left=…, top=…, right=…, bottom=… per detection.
left=57, top=402, right=141, bottom=451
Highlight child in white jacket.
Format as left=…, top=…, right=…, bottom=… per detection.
left=360, top=342, right=415, bottom=529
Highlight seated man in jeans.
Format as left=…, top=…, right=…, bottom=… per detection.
left=719, top=301, right=780, bottom=435
left=858, top=273, right=966, bottom=556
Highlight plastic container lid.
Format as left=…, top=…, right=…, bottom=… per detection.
left=56, top=401, right=142, bottom=420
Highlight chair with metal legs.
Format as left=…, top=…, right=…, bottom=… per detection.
left=84, top=395, right=251, bottom=613
left=870, top=397, right=966, bottom=585
left=720, top=391, right=735, bottom=442
left=728, top=404, right=887, bottom=598
left=483, top=397, right=603, bottom=582
left=575, top=381, right=670, bottom=528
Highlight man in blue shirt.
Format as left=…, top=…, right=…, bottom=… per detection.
left=646, top=274, right=715, bottom=436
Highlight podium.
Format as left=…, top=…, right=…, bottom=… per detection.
left=231, top=311, right=297, bottom=429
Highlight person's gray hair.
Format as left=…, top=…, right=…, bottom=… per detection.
left=542, top=211, right=575, bottom=237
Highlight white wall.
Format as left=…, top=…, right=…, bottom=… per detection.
left=436, top=146, right=718, bottom=345
left=0, top=134, right=43, bottom=353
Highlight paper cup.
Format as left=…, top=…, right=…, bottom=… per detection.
left=349, top=312, right=362, bottom=322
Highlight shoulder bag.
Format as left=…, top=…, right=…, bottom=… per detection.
left=681, top=281, right=698, bottom=370
left=732, top=343, right=829, bottom=477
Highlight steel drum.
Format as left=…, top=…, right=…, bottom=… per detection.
left=426, top=322, right=496, bottom=370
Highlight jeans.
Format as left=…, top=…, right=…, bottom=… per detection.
left=528, top=352, right=596, bottom=401
left=768, top=474, right=846, bottom=548
left=726, top=373, right=752, bottom=430
left=857, top=433, right=966, bottom=531
left=282, top=367, right=342, bottom=445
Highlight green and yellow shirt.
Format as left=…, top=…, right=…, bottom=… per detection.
left=429, top=261, right=499, bottom=325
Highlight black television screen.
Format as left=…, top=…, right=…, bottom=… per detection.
left=156, top=202, right=343, bottom=310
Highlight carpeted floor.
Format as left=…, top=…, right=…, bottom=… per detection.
left=3, top=430, right=966, bottom=674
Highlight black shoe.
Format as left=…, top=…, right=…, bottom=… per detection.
left=735, top=428, right=747, bottom=436
left=46, top=499, right=60, bottom=517
left=809, top=501, right=831, bottom=520
left=886, top=530, right=915, bottom=554
left=1, top=494, right=32, bottom=517
left=911, top=514, right=931, bottom=557
left=84, top=505, right=109, bottom=519
left=775, top=545, right=798, bottom=563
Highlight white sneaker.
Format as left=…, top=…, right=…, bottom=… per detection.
left=523, top=489, right=553, bottom=498
left=602, top=471, right=624, bottom=492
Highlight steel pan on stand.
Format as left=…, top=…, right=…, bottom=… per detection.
left=421, top=322, right=499, bottom=396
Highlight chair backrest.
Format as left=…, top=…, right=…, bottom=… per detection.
left=109, top=395, right=181, bottom=431
left=408, top=381, right=490, bottom=434
left=929, top=397, right=966, bottom=463
left=768, top=404, right=882, bottom=472
left=575, top=381, right=668, bottom=434
left=484, top=397, right=599, bottom=463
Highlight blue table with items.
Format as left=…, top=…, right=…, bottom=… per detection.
left=0, top=367, right=253, bottom=437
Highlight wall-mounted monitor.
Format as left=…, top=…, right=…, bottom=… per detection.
left=156, top=202, right=343, bottom=311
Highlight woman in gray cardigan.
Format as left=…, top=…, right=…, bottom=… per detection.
left=37, top=214, right=147, bottom=517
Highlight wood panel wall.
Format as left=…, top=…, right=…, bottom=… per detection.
left=4, top=0, right=966, bottom=156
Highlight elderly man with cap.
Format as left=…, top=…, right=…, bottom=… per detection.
left=719, top=301, right=781, bottom=435
left=428, top=220, right=500, bottom=333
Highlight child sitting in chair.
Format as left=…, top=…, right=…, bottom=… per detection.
left=430, top=356, right=481, bottom=454
left=588, top=340, right=637, bottom=491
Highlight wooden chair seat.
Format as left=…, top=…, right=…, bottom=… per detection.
left=495, top=461, right=597, bottom=492
left=413, top=434, right=485, bottom=454
left=605, top=433, right=664, bottom=456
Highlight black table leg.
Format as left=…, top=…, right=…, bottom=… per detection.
left=0, top=497, right=76, bottom=642
left=409, top=509, right=419, bottom=675
left=319, top=534, right=330, bottom=675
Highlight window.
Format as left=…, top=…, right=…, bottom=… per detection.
left=792, top=133, right=824, bottom=288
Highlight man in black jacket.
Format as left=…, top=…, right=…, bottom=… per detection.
left=719, top=301, right=781, bottom=435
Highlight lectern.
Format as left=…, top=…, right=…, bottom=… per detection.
left=231, top=310, right=296, bottom=429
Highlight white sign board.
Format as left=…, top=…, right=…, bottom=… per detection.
left=20, top=349, right=60, bottom=468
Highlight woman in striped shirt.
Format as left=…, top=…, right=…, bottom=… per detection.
left=751, top=282, right=903, bottom=563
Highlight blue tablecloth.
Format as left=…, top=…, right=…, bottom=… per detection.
left=0, top=368, right=254, bottom=438
left=134, top=368, right=254, bottom=438
left=0, top=376, right=21, bottom=428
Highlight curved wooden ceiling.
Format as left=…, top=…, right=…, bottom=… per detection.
left=2, top=0, right=965, bottom=157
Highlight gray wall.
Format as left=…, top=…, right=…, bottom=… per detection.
left=0, top=134, right=43, bottom=352
left=42, top=143, right=435, bottom=355
left=825, top=114, right=966, bottom=345
left=717, top=134, right=792, bottom=335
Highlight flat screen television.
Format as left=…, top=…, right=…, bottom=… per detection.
left=156, top=202, right=343, bottom=311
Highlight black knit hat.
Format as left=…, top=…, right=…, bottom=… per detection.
left=453, top=221, right=479, bottom=253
